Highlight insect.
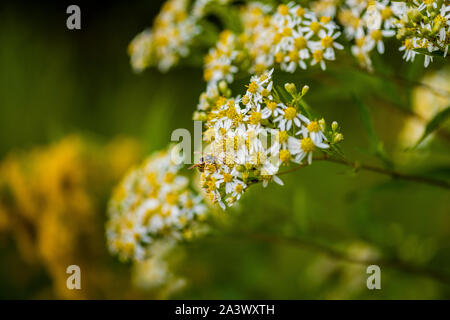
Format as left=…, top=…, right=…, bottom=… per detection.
left=188, top=154, right=217, bottom=172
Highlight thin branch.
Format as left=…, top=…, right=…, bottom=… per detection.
left=240, top=232, right=450, bottom=286
left=320, top=155, right=450, bottom=190
left=251, top=154, right=450, bottom=190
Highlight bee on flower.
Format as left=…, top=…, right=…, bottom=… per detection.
left=196, top=70, right=341, bottom=209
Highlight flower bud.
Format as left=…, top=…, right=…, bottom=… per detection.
left=333, top=133, right=344, bottom=143
left=218, top=80, right=228, bottom=94
left=319, top=118, right=326, bottom=131
left=284, top=83, right=297, bottom=96
left=193, top=111, right=207, bottom=122
left=236, top=165, right=245, bottom=172
left=301, top=85, right=310, bottom=96
left=407, top=9, right=422, bottom=23
left=332, top=121, right=339, bottom=131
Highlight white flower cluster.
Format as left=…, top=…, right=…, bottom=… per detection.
left=106, top=146, right=207, bottom=261
left=334, top=0, right=399, bottom=70
left=128, top=0, right=200, bottom=72
left=199, top=70, right=340, bottom=209
left=246, top=2, right=343, bottom=73
left=318, top=0, right=449, bottom=69
left=203, top=30, right=241, bottom=85
left=396, top=0, right=450, bottom=67
left=201, top=2, right=344, bottom=93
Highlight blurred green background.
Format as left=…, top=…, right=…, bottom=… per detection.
left=0, top=0, right=449, bottom=299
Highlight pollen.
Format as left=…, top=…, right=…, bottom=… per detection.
left=223, top=173, right=233, bottom=183
left=320, top=16, right=332, bottom=24
left=283, top=27, right=292, bottom=36
left=280, top=149, right=291, bottom=163
left=294, top=37, right=307, bottom=49
left=278, top=4, right=289, bottom=16
left=261, top=88, right=270, bottom=97
left=296, top=7, right=305, bottom=17
left=267, top=101, right=278, bottom=111
left=165, top=192, right=179, bottom=205
left=289, top=50, right=299, bottom=62
left=207, top=180, right=217, bottom=191
left=301, top=137, right=315, bottom=153
left=371, top=30, right=382, bottom=41
left=321, top=35, right=333, bottom=48
left=313, top=50, right=323, bottom=61
left=275, top=52, right=284, bottom=63
left=249, top=111, right=262, bottom=124
left=310, top=21, right=321, bottom=34
left=235, top=184, right=244, bottom=194
left=284, top=107, right=297, bottom=120
left=248, top=81, right=258, bottom=94
left=404, top=38, right=414, bottom=50
left=307, top=121, right=320, bottom=132
left=381, top=7, right=392, bottom=19
left=273, top=33, right=283, bottom=44
left=278, top=130, right=289, bottom=143
left=163, top=172, right=175, bottom=183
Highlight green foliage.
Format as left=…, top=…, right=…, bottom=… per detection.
left=413, top=106, right=450, bottom=148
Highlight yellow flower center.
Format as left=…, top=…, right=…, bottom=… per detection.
left=223, top=173, right=233, bottom=183
left=273, top=32, right=283, bottom=44
left=249, top=111, right=262, bottom=124
left=289, top=50, right=299, bottom=61
left=207, top=179, right=217, bottom=191
left=310, top=21, right=321, bottom=34
left=295, top=36, right=307, bottom=49
left=320, top=16, right=332, bottom=24
left=278, top=130, right=289, bottom=143
left=307, top=121, right=320, bottom=132
left=404, top=38, right=414, bottom=50
left=275, top=52, right=284, bottom=63
left=301, top=137, right=315, bottom=153
left=371, top=30, right=382, bottom=41
left=355, top=37, right=365, bottom=48
left=204, top=69, right=213, bottom=81
left=296, top=7, right=305, bottom=17
left=185, top=199, right=194, bottom=209
left=216, top=96, right=227, bottom=107
left=283, top=27, right=292, bottom=36
left=313, top=50, right=323, bottom=61
left=278, top=4, right=289, bottom=16
left=381, top=7, right=392, bottom=20
left=284, top=107, right=297, bottom=120
left=242, top=95, right=250, bottom=104
left=235, top=184, right=243, bottom=194
left=165, top=192, right=179, bottom=205
left=248, top=81, right=258, bottom=94
left=321, top=35, right=333, bottom=48
left=163, top=172, right=175, bottom=183
left=261, top=88, right=270, bottom=97
left=280, top=149, right=291, bottom=163
left=267, top=101, right=278, bottom=111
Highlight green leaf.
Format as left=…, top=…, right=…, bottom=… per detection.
left=413, top=106, right=450, bottom=148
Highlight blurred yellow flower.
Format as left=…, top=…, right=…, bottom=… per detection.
left=0, top=135, right=145, bottom=299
